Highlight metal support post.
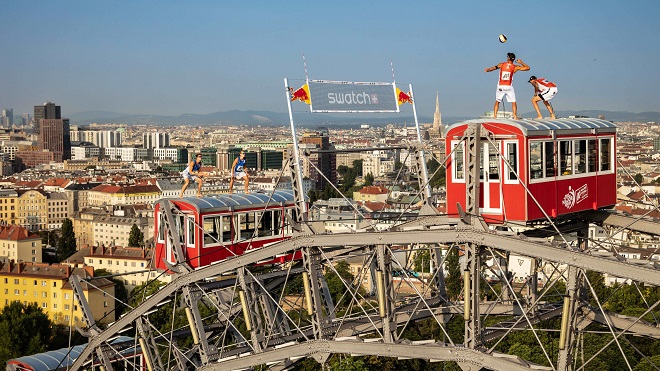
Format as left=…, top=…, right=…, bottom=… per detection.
left=430, top=245, right=448, bottom=300
left=237, top=268, right=265, bottom=352
left=558, top=226, right=588, bottom=369
left=462, top=122, right=484, bottom=348
left=182, top=286, right=218, bottom=363
left=136, top=317, right=165, bottom=371
left=302, top=246, right=334, bottom=340
left=526, top=258, right=539, bottom=314
left=410, top=143, right=436, bottom=216
left=376, top=244, right=396, bottom=342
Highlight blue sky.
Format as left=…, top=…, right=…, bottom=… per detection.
left=1, top=0, right=659, bottom=119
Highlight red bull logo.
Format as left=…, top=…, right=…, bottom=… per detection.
left=396, top=88, right=413, bottom=105
left=290, top=84, right=311, bottom=105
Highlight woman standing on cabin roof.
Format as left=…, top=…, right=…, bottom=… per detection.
left=179, top=153, right=206, bottom=198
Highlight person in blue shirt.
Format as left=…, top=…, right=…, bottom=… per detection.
left=179, top=153, right=206, bottom=198
left=229, top=151, right=250, bottom=194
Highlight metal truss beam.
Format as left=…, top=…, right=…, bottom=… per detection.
left=582, top=307, right=660, bottom=338
left=70, top=227, right=660, bottom=370
left=582, top=210, right=660, bottom=236
left=198, top=340, right=551, bottom=371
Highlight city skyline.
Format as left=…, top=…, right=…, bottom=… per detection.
left=1, top=1, right=659, bottom=119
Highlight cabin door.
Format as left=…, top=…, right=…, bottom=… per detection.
left=480, top=141, right=502, bottom=214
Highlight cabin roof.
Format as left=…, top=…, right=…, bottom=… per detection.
left=444, top=118, right=617, bottom=137
left=171, top=190, right=296, bottom=213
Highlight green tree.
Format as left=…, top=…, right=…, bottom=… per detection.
left=324, top=261, right=356, bottom=309
left=413, top=249, right=431, bottom=273
left=56, top=218, right=76, bottom=261
left=352, top=159, right=363, bottom=177
left=337, top=165, right=350, bottom=177
left=364, top=173, right=374, bottom=187
left=633, top=355, right=660, bottom=371
left=128, top=224, right=145, bottom=248
left=634, top=173, right=644, bottom=185
left=330, top=357, right=369, bottom=371
left=38, top=230, right=59, bottom=247
left=426, top=158, right=446, bottom=189
left=95, top=269, right=129, bottom=317
left=129, top=280, right=171, bottom=330
left=308, top=189, right=320, bottom=204
left=445, top=246, right=462, bottom=300
left=0, top=302, right=53, bottom=366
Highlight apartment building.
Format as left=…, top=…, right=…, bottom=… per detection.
left=0, top=225, right=41, bottom=263
left=0, top=262, right=115, bottom=326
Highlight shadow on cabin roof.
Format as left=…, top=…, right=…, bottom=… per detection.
left=170, top=190, right=296, bottom=211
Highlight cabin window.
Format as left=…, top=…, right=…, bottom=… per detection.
left=158, top=213, right=165, bottom=242
left=273, top=210, right=282, bottom=236
left=600, top=138, right=612, bottom=171
left=530, top=142, right=543, bottom=179
left=574, top=140, right=587, bottom=174
left=222, top=215, right=231, bottom=242
left=203, top=215, right=232, bottom=246
left=285, top=209, right=294, bottom=235
left=175, top=215, right=185, bottom=244
left=452, top=141, right=464, bottom=181
left=233, top=213, right=260, bottom=241
left=487, top=141, right=500, bottom=180
left=505, top=142, right=518, bottom=181
left=588, top=139, right=598, bottom=172
left=559, top=140, right=572, bottom=176
left=258, top=211, right=274, bottom=237
left=544, top=141, right=556, bottom=178
left=187, top=217, right=195, bottom=247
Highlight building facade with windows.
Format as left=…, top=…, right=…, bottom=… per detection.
left=0, top=262, right=115, bottom=326
left=16, top=190, right=48, bottom=231
left=0, top=225, right=41, bottom=263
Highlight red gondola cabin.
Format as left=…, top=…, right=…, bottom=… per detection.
left=154, top=190, right=297, bottom=271
left=445, top=118, right=617, bottom=223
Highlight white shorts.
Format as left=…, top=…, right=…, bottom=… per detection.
left=495, top=85, right=516, bottom=103
left=181, top=170, right=198, bottom=181
left=539, top=87, right=558, bottom=102
left=234, top=171, right=247, bottom=179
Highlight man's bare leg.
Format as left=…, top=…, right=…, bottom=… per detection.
left=532, top=96, right=543, bottom=119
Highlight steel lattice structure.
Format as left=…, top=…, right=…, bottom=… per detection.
left=66, top=124, right=660, bottom=371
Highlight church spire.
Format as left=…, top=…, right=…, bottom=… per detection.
left=433, top=91, right=443, bottom=135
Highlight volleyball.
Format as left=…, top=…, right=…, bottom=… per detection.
left=498, top=34, right=507, bottom=43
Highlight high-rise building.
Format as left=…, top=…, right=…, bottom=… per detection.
left=143, top=132, right=170, bottom=149
left=70, top=129, right=122, bottom=148
left=38, top=119, right=71, bottom=161
left=34, top=102, right=61, bottom=120
left=21, top=113, right=30, bottom=127
left=1, top=109, right=13, bottom=128
left=301, top=130, right=336, bottom=191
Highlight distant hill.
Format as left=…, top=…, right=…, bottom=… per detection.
left=68, top=109, right=660, bottom=127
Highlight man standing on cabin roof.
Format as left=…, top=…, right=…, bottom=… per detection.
left=484, top=52, right=530, bottom=120
left=228, top=150, right=250, bottom=194
left=528, top=75, right=557, bottom=119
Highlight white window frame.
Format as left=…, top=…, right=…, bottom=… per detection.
left=599, top=137, right=615, bottom=174
left=504, top=141, right=519, bottom=184
left=529, top=140, right=557, bottom=184
left=186, top=216, right=196, bottom=249
left=451, top=140, right=465, bottom=183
